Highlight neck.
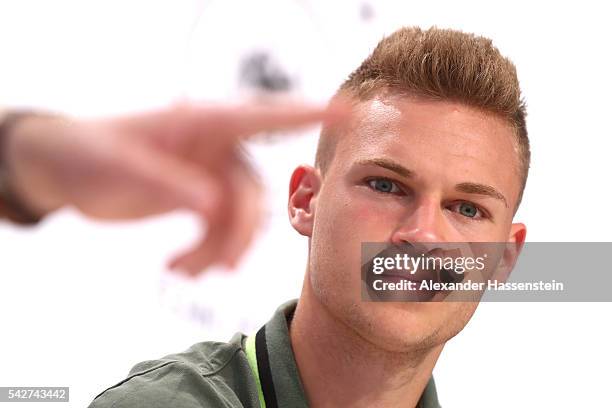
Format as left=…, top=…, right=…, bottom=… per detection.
left=289, top=271, right=443, bottom=408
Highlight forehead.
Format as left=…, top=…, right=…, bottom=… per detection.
left=333, top=96, right=521, bottom=203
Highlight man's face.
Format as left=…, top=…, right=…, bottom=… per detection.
left=291, top=95, right=526, bottom=352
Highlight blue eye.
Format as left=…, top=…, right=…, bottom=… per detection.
left=367, top=178, right=401, bottom=194
left=457, top=202, right=480, bottom=218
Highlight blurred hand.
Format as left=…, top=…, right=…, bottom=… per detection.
left=4, top=101, right=344, bottom=275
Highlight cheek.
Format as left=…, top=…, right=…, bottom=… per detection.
left=447, top=214, right=512, bottom=242
left=311, top=190, right=373, bottom=256
left=354, top=202, right=392, bottom=229
left=336, top=193, right=403, bottom=242
left=314, top=182, right=405, bottom=245
left=447, top=216, right=495, bottom=240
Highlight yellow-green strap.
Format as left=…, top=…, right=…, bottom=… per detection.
left=245, top=335, right=266, bottom=408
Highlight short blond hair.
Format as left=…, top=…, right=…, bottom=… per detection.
left=316, top=26, right=529, bottom=206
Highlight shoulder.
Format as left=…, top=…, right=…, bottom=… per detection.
left=89, top=333, right=258, bottom=408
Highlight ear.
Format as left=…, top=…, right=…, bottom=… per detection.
left=288, top=165, right=321, bottom=237
left=492, top=222, right=527, bottom=282
left=508, top=222, right=527, bottom=246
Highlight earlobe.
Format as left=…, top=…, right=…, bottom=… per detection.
left=288, top=165, right=320, bottom=237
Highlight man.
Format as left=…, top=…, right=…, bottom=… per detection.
left=87, top=26, right=529, bottom=407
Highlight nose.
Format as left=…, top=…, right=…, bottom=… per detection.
left=390, top=199, right=447, bottom=244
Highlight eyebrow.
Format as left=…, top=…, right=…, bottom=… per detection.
left=356, top=158, right=414, bottom=178
left=355, top=158, right=509, bottom=208
left=455, top=182, right=508, bottom=208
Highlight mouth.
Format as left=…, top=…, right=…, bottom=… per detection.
left=381, top=266, right=461, bottom=282
left=363, top=243, right=467, bottom=301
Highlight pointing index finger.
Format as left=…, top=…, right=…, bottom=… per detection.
left=183, top=98, right=351, bottom=140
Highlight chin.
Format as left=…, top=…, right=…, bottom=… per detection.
left=350, top=301, right=473, bottom=353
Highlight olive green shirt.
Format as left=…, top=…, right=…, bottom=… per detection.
left=89, top=299, right=441, bottom=407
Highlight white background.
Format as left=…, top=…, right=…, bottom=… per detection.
left=0, top=0, right=611, bottom=406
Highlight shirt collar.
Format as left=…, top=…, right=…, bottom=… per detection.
left=256, top=299, right=441, bottom=408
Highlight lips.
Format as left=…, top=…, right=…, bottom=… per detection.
left=362, top=242, right=468, bottom=301
left=380, top=268, right=427, bottom=282
left=370, top=244, right=439, bottom=281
